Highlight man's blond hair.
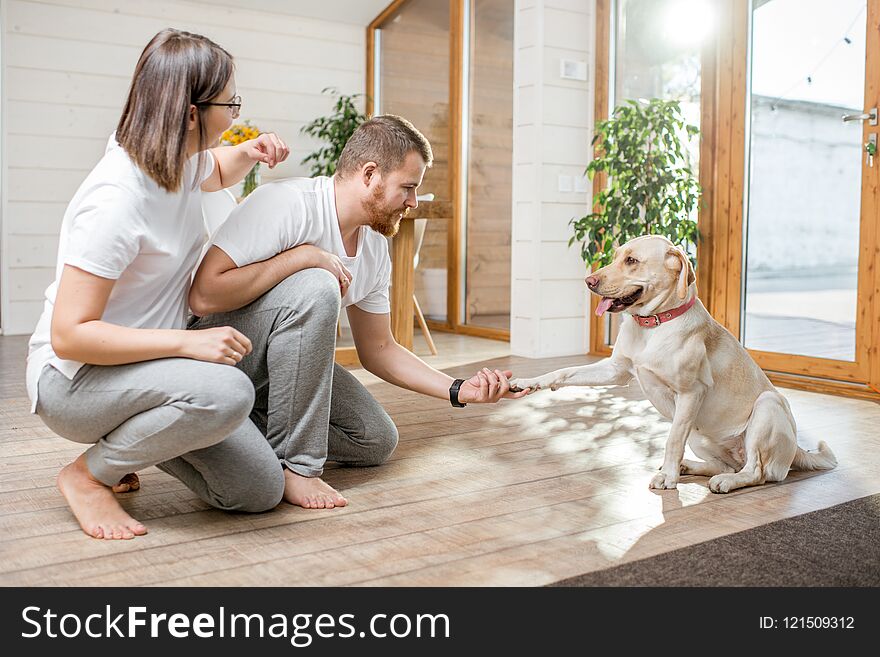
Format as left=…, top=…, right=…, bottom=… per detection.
left=336, top=114, right=433, bottom=178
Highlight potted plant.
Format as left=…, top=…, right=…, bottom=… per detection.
left=220, top=121, right=262, bottom=197
left=570, top=98, right=701, bottom=269
left=300, top=88, right=367, bottom=177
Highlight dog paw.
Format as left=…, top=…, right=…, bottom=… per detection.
left=509, top=377, right=541, bottom=392
left=649, top=471, right=679, bottom=490
left=708, top=474, right=734, bottom=494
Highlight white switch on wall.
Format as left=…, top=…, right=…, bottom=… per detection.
left=559, top=59, right=588, bottom=81
left=557, top=174, right=573, bottom=192
left=574, top=176, right=588, bottom=193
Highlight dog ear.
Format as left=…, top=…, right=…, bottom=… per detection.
left=667, top=247, right=695, bottom=299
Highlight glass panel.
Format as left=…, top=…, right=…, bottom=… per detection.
left=743, top=0, right=865, bottom=361
left=464, top=0, right=514, bottom=331
left=378, top=0, right=452, bottom=323
left=608, top=0, right=706, bottom=345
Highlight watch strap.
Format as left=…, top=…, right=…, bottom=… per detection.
left=449, top=378, right=467, bottom=407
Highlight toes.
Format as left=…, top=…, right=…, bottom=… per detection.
left=649, top=473, right=677, bottom=489
left=112, top=473, right=140, bottom=494
left=708, top=475, right=730, bottom=493
left=90, top=526, right=104, bottom=539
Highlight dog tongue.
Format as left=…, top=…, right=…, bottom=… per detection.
left=596, top=297, right=614, bottom=316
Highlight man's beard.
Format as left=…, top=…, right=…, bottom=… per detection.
left=363, top=184, right=408, bottom=237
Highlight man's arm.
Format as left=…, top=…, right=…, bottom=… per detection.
left=190, top=245, right=354, bottom=316
left=347, top=305, right=528, bottom=404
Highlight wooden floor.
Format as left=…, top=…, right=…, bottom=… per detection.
left=1, top=332, right=878, bottom=587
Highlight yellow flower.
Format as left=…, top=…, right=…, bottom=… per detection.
left=221, top=120, right=262, bottom=146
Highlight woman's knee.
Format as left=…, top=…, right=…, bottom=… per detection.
left=185, top=365, right=255, bottom=433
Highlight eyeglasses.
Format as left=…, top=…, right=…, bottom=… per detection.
left=196, top=95, right=242, bottom=118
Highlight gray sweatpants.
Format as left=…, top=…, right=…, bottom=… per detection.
left=189, top=268, right=399, bottom=477
left=37, top=358, right=284, bottom=512
left=36, top=268, right=396, bottom=514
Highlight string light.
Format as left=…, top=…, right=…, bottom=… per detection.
left=768, top=5, right=863, bottom=111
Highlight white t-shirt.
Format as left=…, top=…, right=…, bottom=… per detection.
left=212, top=176, right=392, bottom=315
left=26, top=135, right=215, bottom=410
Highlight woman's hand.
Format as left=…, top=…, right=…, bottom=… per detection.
left=296, top=245, right=353, bottom=296
left=181, top=326, right=253, bottom=366
left=240, top=132, right=290, bottom=169
left=457, top=368, right=531, bottom=404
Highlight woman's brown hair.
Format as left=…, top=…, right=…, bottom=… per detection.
left=116, top=29, right=233, bottom=192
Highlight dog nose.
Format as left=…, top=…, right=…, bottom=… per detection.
left=585, top=275, right=600, bottom=289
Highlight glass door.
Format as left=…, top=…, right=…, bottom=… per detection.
left=462, top=0, right=514, bottom=333
left=369, top=0, right=515, bottom=340
left=741, top=0, right=878, bottom=384
left=593, top=0, right=709, bottom=350
left=373, top=0, right=453, bottom=325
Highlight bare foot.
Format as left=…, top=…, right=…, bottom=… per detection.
left=57, top=454, right=148, bottom=539
left=111, top=472, right=140, bottom=493
left=283, top=469, right=347, bottom=509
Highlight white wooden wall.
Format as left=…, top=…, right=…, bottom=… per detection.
left=511, top=0, right=594, bottom=357
left=0, top=0, right=367, bottom=334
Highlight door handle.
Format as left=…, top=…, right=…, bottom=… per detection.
left=842, top=107, right=878, bottom=126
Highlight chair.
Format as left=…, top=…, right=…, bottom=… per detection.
left=413, top=216, right=438, bottom=355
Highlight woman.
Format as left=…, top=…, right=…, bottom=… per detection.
left=26, top=29, right=290, bottom=540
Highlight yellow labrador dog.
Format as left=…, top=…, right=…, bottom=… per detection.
left=510, top=235, right=836, bottom=493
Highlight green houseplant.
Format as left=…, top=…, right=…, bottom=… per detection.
left=300, top=88, right=368, bottom=177
left=570, top=98, right=701, bottom=269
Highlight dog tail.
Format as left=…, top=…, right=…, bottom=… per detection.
left=791, top=441, right=837, bottom=471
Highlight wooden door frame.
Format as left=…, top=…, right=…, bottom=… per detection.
left=367, top=0, right=511, bottom=343
left=591, top=0, right=880, bottom=399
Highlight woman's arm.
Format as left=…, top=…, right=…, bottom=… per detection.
left=51, top=264, right=252, bottom=366
left=201, top=133, right=289, bottom=192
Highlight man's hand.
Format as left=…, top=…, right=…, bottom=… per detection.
left=457, top=368, right=531, bottom=404
left=296, top=245, right=352, bottom=296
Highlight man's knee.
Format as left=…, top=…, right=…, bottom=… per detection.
left=364, top=414, right=399, bottom=466
left=213, top=462, right=284, bottom=513
left=278, top=269, right=341, bottom=313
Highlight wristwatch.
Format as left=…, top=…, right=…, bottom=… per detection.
left=449, top=378, right=467, bottom=407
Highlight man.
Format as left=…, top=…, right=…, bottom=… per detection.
left=189, top=115, right=528, bottom=510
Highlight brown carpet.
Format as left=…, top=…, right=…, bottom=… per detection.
left=551, top=494, right=880, bottom=587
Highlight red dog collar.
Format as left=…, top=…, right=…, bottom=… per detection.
left=632, top=296, right=696, bottom=328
